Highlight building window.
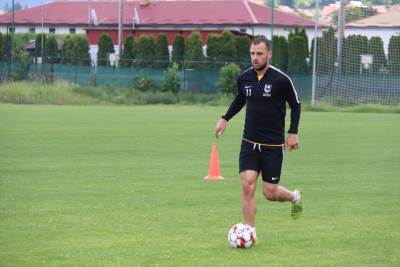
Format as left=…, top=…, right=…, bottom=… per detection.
left=9, top=26, right=15, bottom=33
left=49, top=28, right=55, bottom=34
left=29, top=27, right=35, bottom=33
left=69, top=28, right=76, bottom=34
left=240, top=28, right=247, bottom=33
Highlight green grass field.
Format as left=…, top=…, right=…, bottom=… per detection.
left=1, top=104, right=399, bottom=266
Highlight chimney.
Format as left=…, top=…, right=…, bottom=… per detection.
left=139, top=0, right=150, bottom=6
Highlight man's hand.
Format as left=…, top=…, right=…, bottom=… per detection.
left=285, top=133, right=299, bottom=151
left=214, top=118, right=227, bottom=138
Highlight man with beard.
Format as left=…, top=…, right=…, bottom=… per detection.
left=214, top=36, right=303, bottom=239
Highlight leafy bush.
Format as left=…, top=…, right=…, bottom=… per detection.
left=132, top=76, right=159, bottom=92
left=217, top=63, right=241, bottom=95
left=161, top=63, right=180, bottom=94
left=12, top=48, right=31, bottom=81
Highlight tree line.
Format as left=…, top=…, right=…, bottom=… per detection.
left=310, top=28, right=400, bottom=75
left=97, top=31, right=251, bottom=69
left=0, top=28, right=399, bottom=75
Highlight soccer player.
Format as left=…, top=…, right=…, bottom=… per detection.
left=214, top=36, right=303, bottom=235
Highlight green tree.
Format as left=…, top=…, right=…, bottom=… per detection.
left=288, top=35, right=308, bottom=73
left=289, top=28, right=308, bottom=60
left=184, top=31, right=205, bottom=69
left=75, top=35, right=91, bottom=66
left=171, top=34, right=185, bottom=66
left=35, top=33, right=46, bottom=62
left=264, top=0, right=280, bottom=7
left=333, top=6, right=376, bottom=24
left=97, top=34, right=114, bottom=66
left=343, top=35, right=368, bottom=74
left=217, top=63, right=241, bottom=95
left=271, top=35, right=288, bottom=71
left=121, top=36, right=135, bottom=67
left=12, top=47, right=31, bottom=81
left=0, top=33, right=4, bottom=62
left=368, top=36, right=386, bottom=73
left=300, top=28, right=309, bottom=58
left=3, top=34, right=12, bottom=63
left=154, top=34, right=170, bottom=69
left=216, top=31, right=237, bottom=64
left=61, top=35, right=73, bottom=64
left=236, top=35, right=250, bottom=67
left=388, top=36, right=400, bottom=74
left=310, top=28, right=337, bottom=74
left=44, top=34, right=58, bottom=63
left=134, top=35, right=155, bottom=68
left=206, top=33, right=221, bottom=66
left=61, top=35, right=91, bottom=65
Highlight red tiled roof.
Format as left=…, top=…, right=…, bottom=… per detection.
left=0, top=0, right=315, bottom=27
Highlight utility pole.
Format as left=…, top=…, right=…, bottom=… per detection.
left=337, top=0, right=346, bottom=73
left=117, top=0, right=124, bottom=67
left=311, top=0, right=320, bottom=108
left=270, top=0, right=275, bottom=51
left=41, top=0, right=44, bottom=63
left=11, top=0, right=15, bottom=70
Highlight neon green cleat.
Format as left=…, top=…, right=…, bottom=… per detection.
left=291, top=189, right=303, bottom=220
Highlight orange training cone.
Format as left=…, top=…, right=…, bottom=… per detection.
left=204, top=143, right=224, bottom=180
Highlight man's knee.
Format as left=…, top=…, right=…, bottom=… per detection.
left=242, top=178, right=256, bottom=193
left=241, top=172, right=258, bottom=197
left=263, top=185, right=277, bottom=201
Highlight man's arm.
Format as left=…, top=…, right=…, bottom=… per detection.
left=283, top=78, right=301, bottom=151
left=214, top=79, right=246, bottom=138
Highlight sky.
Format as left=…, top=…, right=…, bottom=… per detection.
left=1, top=0, right=50, bottom=10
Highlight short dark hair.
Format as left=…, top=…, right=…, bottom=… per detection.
left=252, top=35, right=271, bottom=50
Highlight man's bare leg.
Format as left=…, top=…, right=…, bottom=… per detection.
left=240, top=170, right=259, bottom=227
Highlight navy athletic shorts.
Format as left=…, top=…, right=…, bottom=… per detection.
left=239, top=140, right=284, bottom=184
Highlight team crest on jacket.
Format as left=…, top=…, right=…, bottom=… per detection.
left=263, top=84, right=272, bottom=97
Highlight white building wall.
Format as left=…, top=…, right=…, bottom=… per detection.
left=0, top=25, right=86, bottom=34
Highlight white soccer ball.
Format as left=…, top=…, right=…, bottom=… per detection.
left=227, top=223, right=256, bottom=249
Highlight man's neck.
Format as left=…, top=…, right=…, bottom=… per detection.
left=255, top=64, right=269, bottom=77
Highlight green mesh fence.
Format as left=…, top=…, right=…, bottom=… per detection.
left=0, top=62, right=315, bottom=97
left=0, top=62, right=10, bottom=81
left=315, top=73, right=400, bottom=106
